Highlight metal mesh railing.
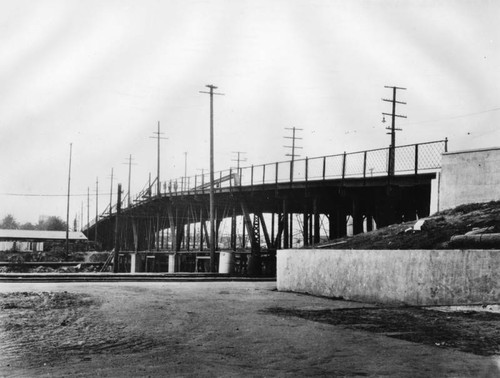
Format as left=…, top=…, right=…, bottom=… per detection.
left=88, top=139, right=447, bottom=228
left=160, top=139, right=447, bottom=194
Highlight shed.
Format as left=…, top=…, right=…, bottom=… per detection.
left=0, top=229, right=88, bottom=252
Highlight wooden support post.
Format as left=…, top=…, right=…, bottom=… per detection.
left=231, top=207, right=237, bottom=251
left=274, top=214, right=284, bottom=249
left=352, top=197, right=364, bottom=235
left=283, top=201, right=289, bottom=249
left=199, top=208, right=204, bottom=251
left=156, top=212, right=160, bottom=252
left=132, top=218, right=138, bottom=252
left=258, top=213, right=272, bottom=249
left=303, top=208, right=309, bottom=247
left=271, top=212, right=275, bottom=248
left=313, top=198, right=320, bottom=244
left=242, top=216, right=246, bottom=248
left=113, top=184, right=122, bottom=273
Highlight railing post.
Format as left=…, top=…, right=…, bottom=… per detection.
left=229, top=168, right=233, bottom=190
left=263, top=164, right=266, bottom=184
left=415, top=144, right=419, bottom=175
left=342, top=152, right=347, bottom=180
left=275, top=162, right=279, bottom=185
left=445, top=137, right=448, bottom=153
left=194, top=175, right=197, bottom=195
left=322, top=156, right=326, bottom=180
left=363, top=151, right=367, bottom=179
left=305, top=157, right=309, bottom=182
left=251, top=165, right=254, bottom=188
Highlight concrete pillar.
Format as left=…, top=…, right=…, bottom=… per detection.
left=168, top=254, right=176, bottom=273
left=130, top=253, right=137, bottom=273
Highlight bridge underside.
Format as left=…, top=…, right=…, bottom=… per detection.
left=85, top=174, right=435, bottom=260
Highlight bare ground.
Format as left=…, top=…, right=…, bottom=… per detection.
left=323, top=201, right=500, bottom=250
left=1, top=282, right=500, bottom=377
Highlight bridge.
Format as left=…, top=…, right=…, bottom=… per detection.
left=84, top=139, right=447, bottom=274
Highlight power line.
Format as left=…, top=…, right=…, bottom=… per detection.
left=402, top=106, right=500, bottom=126
left=0, top=192, right=114, bottom=197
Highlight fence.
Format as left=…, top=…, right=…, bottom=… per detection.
left=86, top=139, right=447, bottom=230
left=159, top=139, right=447, bottom=195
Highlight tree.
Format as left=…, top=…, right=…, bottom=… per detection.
left=37, top=216, right=67, bottom=231
left=21, top=222, right=36, bottom=230
left=1, top=214, right=19, bottom=229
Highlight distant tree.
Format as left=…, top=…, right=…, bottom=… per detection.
left=21, top=222, right=36, bottom=230
left=37, top=216, right=67, bottom=231
left=1, top=214, right=19, bottom=229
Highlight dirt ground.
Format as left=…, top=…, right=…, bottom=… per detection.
left=322, top=201, right=500, bottom=250
left=1, top=281, right=500, bottom=377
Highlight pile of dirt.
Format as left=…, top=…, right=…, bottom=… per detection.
left=320, top=201, right=500, bottom=250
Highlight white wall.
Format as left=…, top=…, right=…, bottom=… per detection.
left=277, top=249, right=500, bottom=306
left=439, top=147, right=500, bottom=211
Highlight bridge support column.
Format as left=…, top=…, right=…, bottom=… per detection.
left=352, top=197, right=364, bottom=235
left=313, top=198, right=320, bottom=244
left=231, top=207, right=237, bottom=251
left=329, top=207, right=347, bottom=239
left=303, top=210, right=309, bottom=247
left=283, top=200, right=289, bottom=249
left=166, top=203, right=177, bottom=272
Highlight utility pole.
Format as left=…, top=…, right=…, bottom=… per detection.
left=65, top=143, right=72, bottom=257
left=382, top=86, right=407, bottom=176
left=231, top=151, right=247, bottom=171
left=95, top=177, right=99, bottom=245
left=150, top=121, right=167, bottom=197
left=284, top=127, right=303, bottom=182
left=108, top=168, right=114, bottom=217
left=87, top=187, right=90, bottom=229
left=80, top=202, right=83, bottom=231
left=113, top=183, right=122, bottom=273
left=184, top=152, right=188, bottom=192
left=200, top=84, right=224, bottom=273
left=123, top=154, right=136, bottom=207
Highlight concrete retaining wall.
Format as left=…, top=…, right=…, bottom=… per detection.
left=277, top=249, right=500, bottom=306
left=439, top=147, right=500, bottom=210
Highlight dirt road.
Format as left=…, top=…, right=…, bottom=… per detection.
left=0, top=281, right=498, bottom=377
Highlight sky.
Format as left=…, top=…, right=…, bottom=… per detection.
left=0, top=0, right=499, bottom=225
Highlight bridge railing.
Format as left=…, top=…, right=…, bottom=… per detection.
left=85, top=139, right=447, bottom=230
left=160, top=139, right=447, bottom=195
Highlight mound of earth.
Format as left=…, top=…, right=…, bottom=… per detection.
left=319, top=201, right=500, bottom=250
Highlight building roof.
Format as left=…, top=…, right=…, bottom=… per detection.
left=0, top=229, right=88, bottom=241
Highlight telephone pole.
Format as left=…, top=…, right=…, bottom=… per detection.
left=65, top=143, right=72, bottom=257
left=123, top=155, right=136, bottom=207
left=95, top=177, right=99, bottom=244
left=108, top=168, right=114, bottom=217
left=183, top=152, right=188, bottom=191
left=200, top=84, right=224, bottom=273
left=150, top=121, right=167, bottom=197
left=382, top=86, right=407, bottom=176
left=87, top=187, right=90, bottom=229
left=284, top=127, right=303, bottom=182
left=231, top=151, right=247, bottom=171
